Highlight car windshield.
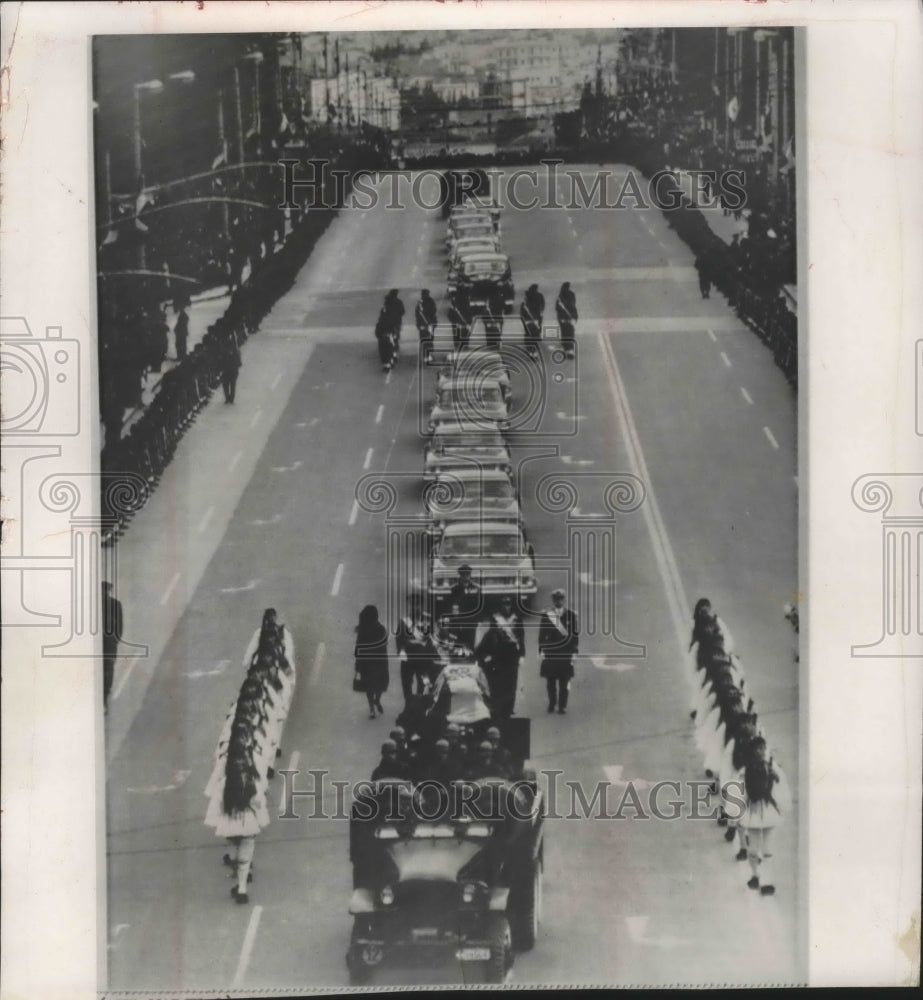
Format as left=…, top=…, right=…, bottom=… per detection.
left=440, top=532, right=521, bottom=557
left=433, top=434, right=504, bottom=450
left=464, top=260, right=507, bottom=277
left=463, top=480, right=514, bottom=501
left=439, top=386, right=503, bottom=407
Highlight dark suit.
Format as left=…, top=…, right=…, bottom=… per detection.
left=448, top=579, right=484, bottom=651
left=538, top=606, right=579, bottom=711
left=476, top=612, right=525, bottom=718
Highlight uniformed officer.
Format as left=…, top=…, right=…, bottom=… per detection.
left=396, top=594, right=439, bottom=702
left=554, top=282, right=578, bottom=359
left=476, top=595, right=525, bottom=718
left=520, top=284, right=545, bottom=358
left=449, top=288, right=472, bottom=349
left=415, top=289, right=438, bottom=360
left=448, top=564, right=484, bottom=653
left=538, top=588, right=579, bottom=714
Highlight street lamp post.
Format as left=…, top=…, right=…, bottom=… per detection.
left=132, top=79, right=164, bottom=189
left=132, top=79, right=163, bottom=268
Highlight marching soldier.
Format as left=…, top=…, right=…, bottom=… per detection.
left=520, top=283, right=545, bottom=358
left=554, top=282, right=578, bottom=359
left=476, top=595, right=525, bottom=719
left=538, top=588, right=579, bottom=714
left=415, top=289, right=438, bottom=361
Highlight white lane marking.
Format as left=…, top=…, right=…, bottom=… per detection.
left=385, top=369, right=392, bottom=385
left=249, top=408, right=263, bottom=429
left=309, top=417, right=319, bottom=427
left=590, top=657, right=635, bottom=671
left=363, top=447, right=374, bottom=470
left=219, top=579, right=260, bottom=594
left=560, top=456, right=595, bottom=466
left=375, top=405, right=384, bottom=424
left=330, top=563, right=344, bottom=596
left=625, top=915, right=689, bottom=948
left=197, top=505, right=214, bottom=534
left=740, top=386, right=754, bottom=405
left=111, top=659, right=136, bottom=701
left=706, top=328, right=717, bottom=342
left=232, top=904, right=264, bottom=988
left=556, top=411, right=586, bottom=420
left=249, top=514, right=283, bottom=526
left=599, top=332, right=689, bottom=653
left=159, top=572, right=181, bottom=606
left=183, top=659, right=230, bottom=679
left=127, top=770, right=191, bottom=794
left=270, top=373, right=282, bottom=391
left=720, top=351, right=731, bottom=368
left=348, top=500, right=360, bottom=526
left=603, top=765, right=624, bottom=783
left=763, top=426, right=780, bottom=450
left=309, top=642, right=326, bottom=687
left=271, top=460, right=303, bottom=473
left=229, top=450, right=243, bottom=472
left=107, top=924, right=131, bottom=950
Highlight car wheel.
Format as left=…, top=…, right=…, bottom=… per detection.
left=510, top=856, right=542, bottom=951
left=346, top=922, right=382, bottom=985
left=485, top=913, right=512, bottom=983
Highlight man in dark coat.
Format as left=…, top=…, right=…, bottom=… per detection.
left=448, top=564, right=483, bottom=653
left=538, top=588, right=579, bottom=714
left=448, top=289, right=472, bottom=349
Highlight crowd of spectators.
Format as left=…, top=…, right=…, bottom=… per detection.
left=99, top=127, right=390, bottom=541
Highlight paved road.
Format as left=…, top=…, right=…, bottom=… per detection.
left=105, top=167, right=799, bottom=991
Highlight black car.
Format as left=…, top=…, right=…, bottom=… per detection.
left=346, top=719, right=544, bottom=984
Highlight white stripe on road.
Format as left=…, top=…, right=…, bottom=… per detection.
left=348, top=500, right=360, bottom=526
left=229, top=450, right=243, bottom=472
left=375, top=405, right=384, bottom=424
left=111, top=659, right=135, bottom=702
left=270, top=373, right=282, bottom=391
left=331, top=563, right=344, bottom=596
left=159, top=572, right=181, bottom=606
left=363, top=448, right=374, bottom=470
left=740, top=387, right=754, bottom=405
left=385, top=369, right=392, bottom=385
left=232, top=904, right=263, bottom=988
left=706, top=328, right=717, bottom=342
left=599, top=332, right=689, bottom=654
left=763, top=426, right=780, bottom=450
left=720, top=351, right=731, bottom=368
left=197, top=505, right=214, bottom=534
left=249, top=408, right=262, bottom=429
left=310, top=642, right=326, bottom=687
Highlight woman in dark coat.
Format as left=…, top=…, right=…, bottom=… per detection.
left=355, top=604, right=390, bottom=719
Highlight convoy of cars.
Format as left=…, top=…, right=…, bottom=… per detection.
left=346, top=170, right=545, bottom=985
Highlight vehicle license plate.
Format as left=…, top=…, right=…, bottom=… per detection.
left=456, top=946, right=490, bottom=961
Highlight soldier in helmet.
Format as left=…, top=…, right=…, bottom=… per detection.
left=485, top=725, right=515, bottom=779
left=371, top=740, right=408, bottom=782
